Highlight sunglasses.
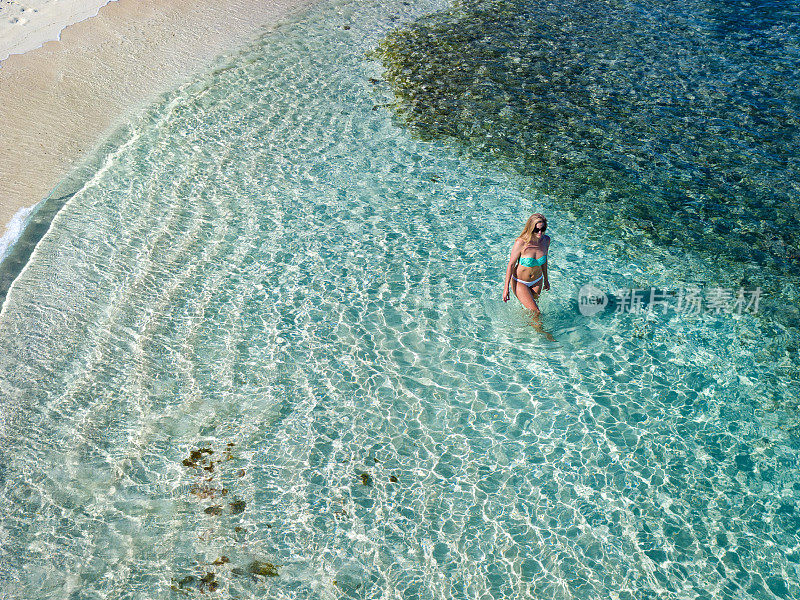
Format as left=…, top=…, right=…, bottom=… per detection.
left=533, top=225, right=546, bottom=233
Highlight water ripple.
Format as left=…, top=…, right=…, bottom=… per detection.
left=0, top=0, right=798, bottom=598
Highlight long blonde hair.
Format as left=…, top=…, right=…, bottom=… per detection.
left=518, top=213, right=548, bottom=244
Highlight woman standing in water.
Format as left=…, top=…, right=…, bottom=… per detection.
left=503, top=213, right=550, bottom=315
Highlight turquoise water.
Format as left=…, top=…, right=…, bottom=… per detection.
left=0, top=0, right=799, bottom=598
left=375, top=0, right=800, bottom=290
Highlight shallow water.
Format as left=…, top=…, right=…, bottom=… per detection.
left=376, top=0, right=800, bottom=292
left=0, top=0, right=798, bottom=598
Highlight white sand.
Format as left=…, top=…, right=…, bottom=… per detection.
left=0, top=0, right=316, bottom=254
left=0, top=0, right=114, bottom=62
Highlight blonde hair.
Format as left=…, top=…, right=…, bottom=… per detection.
left=518, top=213, right=548, bottom=244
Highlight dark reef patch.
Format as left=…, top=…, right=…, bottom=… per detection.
left=373, top=0, right=800, bottom=276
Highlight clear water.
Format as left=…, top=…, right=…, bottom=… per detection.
left=0, top=0, right=799, bottom=598
left=375, top=0, right=800, bottom=307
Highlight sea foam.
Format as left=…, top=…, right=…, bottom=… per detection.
left=0, top=203, right=37, bottom=263
left=0, top=0, right=114, bottom=63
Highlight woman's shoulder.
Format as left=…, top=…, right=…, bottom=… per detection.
left=544, top=234, right=552, bottom=247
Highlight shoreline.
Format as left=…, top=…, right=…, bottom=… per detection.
left=0, top=1, right=114, bottom=63
left=0, top=0, right=317, bottom=257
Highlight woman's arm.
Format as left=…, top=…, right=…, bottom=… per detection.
left=503, top=239, right=522, bottom=302
left=542, top=236, right=550, bottom=291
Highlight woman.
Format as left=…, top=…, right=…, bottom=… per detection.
left=503, top=213, right=550, bottom=315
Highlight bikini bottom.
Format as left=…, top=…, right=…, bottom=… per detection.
left=512, top=274, right=543, bottom=288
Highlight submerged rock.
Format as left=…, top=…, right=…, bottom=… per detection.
left=176, top=575, right=197, bottom=589
left=248, top=560, right=279, bottom=577
left=175, top=571, right=218, bottom=592
left=200, top=572, right=218, bottom=592
left=182, top=447, right=214, bottom=468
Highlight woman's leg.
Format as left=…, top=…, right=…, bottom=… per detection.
left=511, top=279, right=541, bottom=315
left=511, top=280, right=554, bottom=339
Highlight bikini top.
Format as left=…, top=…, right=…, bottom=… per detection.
left=519, top=253, right=547, bottom=268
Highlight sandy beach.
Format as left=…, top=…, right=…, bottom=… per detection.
left=0, top=0, right=114, bottom=62
left=0, top=0, right=315, bottom=254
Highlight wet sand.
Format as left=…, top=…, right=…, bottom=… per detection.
left=0, top=0, right=316, bottom=239
left=0, top=1, right=113, bottom=62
